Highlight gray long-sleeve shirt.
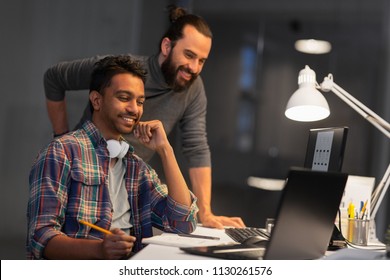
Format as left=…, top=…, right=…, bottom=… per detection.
left=44, top=54, right=211, bottom=168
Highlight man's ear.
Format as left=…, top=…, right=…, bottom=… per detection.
left=89, top=90, right=102, bottom=111
left=161, top=37, right=172, bottom=57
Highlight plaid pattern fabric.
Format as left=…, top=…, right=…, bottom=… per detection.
left=27, top=121, right=197, bottom=259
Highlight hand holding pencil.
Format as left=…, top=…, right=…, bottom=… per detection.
left=79, top=220, right=136, bottom=259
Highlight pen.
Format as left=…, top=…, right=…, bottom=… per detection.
left=178, top=233, right=220, bottom=240
left=359, top=200, right=368, bottom=219
left=79, top=220, right=112, bottom=235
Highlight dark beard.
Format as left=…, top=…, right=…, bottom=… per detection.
left=161, top=53, right=197, bottom=92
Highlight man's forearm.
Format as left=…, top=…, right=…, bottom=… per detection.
left=44, top=234, right=103, bottom=259
left=46, top=99, right=69, bottom=135
left=189, top=167, right=212, bottom=217
left=158, top=145, right=192, bottom=206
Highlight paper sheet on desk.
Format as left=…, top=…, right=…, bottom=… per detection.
left=142, top=233, right=235, bottom=248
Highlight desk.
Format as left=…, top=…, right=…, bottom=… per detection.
left=131, top=226, right=388, bottom=260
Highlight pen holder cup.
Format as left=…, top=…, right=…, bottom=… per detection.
left=347, top=219, right=369, bottom=246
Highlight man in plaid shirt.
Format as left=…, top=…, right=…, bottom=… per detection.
left=27, top=55, right=198, bottom=259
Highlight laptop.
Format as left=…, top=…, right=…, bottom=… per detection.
left=181, top=167, right=348, bottom=260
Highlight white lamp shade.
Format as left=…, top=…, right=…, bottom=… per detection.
left=285, top=85, right=330, bottom=121
left=285, top=65, right=330, bottom=122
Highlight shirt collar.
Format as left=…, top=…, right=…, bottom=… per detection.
left=81, top=120, right=134, bottom=154
left=82, top=120, right=103, bottom=147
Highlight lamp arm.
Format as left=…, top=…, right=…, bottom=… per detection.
left=320, top=75, right=390, bottom=221
left=320, top=77, right=390, bottom=138
left=370, top=163, right=390, bottom=219
left=331, top=82, right=390, bottom=135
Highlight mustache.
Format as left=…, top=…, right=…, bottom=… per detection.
left=120, top=112, right=139, bottom=120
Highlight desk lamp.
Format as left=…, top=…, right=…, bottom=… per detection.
left=285, top=65, right=390, bottom=242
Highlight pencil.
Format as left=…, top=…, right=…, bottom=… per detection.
left=178, top=233, right=220, bottom=240
left=79, top=220, right=112, bottom=235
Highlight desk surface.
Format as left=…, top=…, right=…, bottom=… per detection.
left=131, top=226, right=387, bottom=260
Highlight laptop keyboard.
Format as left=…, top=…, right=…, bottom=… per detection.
left=225, top=227, right=270, bottom=243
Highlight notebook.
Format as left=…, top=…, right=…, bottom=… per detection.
left=181, top=167, right=348, bottom=260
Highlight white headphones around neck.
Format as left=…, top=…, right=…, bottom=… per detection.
left=106, top=140, right=129, bottom=159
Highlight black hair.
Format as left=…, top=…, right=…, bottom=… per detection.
left=159, top=5, right=213, bottom=49
left=89, top=55, right=147, bottom=93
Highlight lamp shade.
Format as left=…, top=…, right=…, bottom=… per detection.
left=285, top=66, right=330, bottom=122
left=295, top=39, right=332, bottom=54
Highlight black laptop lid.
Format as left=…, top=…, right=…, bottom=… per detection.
left=264, top=167, right=348, bottom=260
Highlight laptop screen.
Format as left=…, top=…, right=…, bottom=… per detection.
left=264, top=167, right=348, bottom=260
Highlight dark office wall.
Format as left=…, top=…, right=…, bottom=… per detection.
left=197, top=2, right=389, bottom=180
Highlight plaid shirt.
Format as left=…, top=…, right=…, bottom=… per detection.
left=27, top=121, right=198, bottom=259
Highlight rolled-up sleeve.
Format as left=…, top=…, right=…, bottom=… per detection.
left=163, top=191, right=198, bottom=233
